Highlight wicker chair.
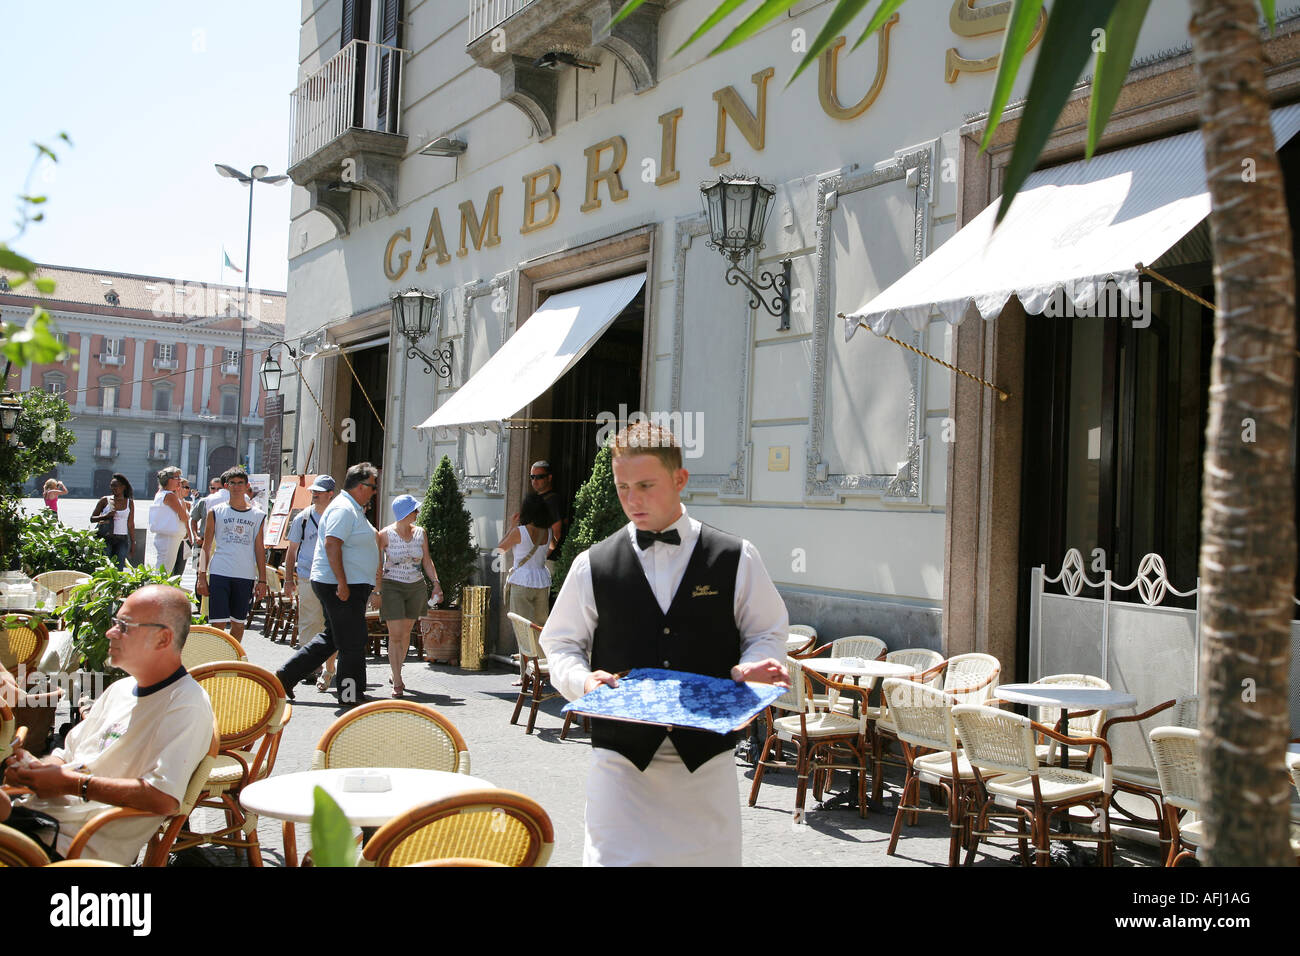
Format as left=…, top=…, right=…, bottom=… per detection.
left=64, top=726, right=222, bottom=866
left=507, top=612, right=578, bottom=737
left=1099, top=695, right=1197, bottom=851
left=953, top=703, right=1114, bottom=866
left=360, top=788, right=554, bottom=867
left=180, top=626, right=247, bottom=670
left=174, top=662, right=290, bottom=866
left=807, top=636, right=887, bottom=712
left=0, top=614, right=49, bottom=677
left=32, top=570, right=90, bottom=595
left=749, top=657, right=869, bottom=819
left=0, top=823, right=50, bottom=866
left=1029, top=674, right=1112, bottom=768
left=883, top=679, right=980, bottom=866
left=941, top=653, right=1002, bottom=705
left=1149, top=726, right=1202, bottom=866
left=786, top=625, right=818, bottom=658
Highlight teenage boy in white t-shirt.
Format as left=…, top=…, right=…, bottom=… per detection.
left=196, top=466, right=267, bottom=640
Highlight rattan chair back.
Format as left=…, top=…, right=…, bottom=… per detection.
left=189, top=662, right=288, bottom=755
left=32, top=570, right=90, bottom=595
left=952, top=704, right=1041, bottom=776
left=942, top=653, right=1001, bottom=705
left=0, top=614, right=49, bottom=673
left=507, top=612, right=543, bottom=659
left=1172, top=695, right=1199, bottom=728
left=313, top=700, right=471, bottom=773
left=789, top=625, right=817, bottom=640
left=1031, top=673, right=1112, bottom=737
left=831, top=636, right=887, bottom=661
left=883, top=678, right=959, bottom=753
left=767, top=657, right=808, bottom=715
left=1150, top=726, right=1200, bottom=814
left=0, top=823, right=50, bottom=866
left=886, top=648, right=944, bottom=685
left=360, top=788, right=554, bottom=867
left=181, top=627, right=247, bottom=670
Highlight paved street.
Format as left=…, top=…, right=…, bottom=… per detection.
left=25, top=498, right=1162, bottom=868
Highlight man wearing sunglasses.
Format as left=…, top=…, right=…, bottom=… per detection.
left=529, top=460, right=566, bottom=562
left=2, top=585, right=215, bottom=863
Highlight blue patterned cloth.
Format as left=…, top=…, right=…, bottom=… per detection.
left=562, top=668, right=786, bottom=735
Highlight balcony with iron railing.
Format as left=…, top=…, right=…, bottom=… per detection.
left=464, top=0, right=665, bottom=140
left=287, top=39, right=408, bottom=236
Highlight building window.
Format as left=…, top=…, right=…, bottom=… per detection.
left=104, top=338, right=122, bottom=356
left=157, top=343, right=174, bottom=362
left=96, top=429, right=114, bottom=457
left=153, top=385, right=172, bottom=412
left=43, top=372, right=66, bottom=398
left=99, top=378, right=121, bottom=411
left=220, top=387, right=239, bottom=418
left=222, top=348, right=241, bottom=373
left=104, top=290, right=120, bottom=306
left=150, top=431, right=168, bottom=458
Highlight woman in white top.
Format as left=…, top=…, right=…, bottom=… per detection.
left=147, top=466, right=191, bottom=572
left=376, top=495, right=441, bottom=697
left=90, top=473, right=136, bottom=568
left=496, top=491, right=552, bottom=626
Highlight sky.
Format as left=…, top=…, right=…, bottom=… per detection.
left=2, top=1, right=300, bottom=291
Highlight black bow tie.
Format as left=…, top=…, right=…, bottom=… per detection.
left=636, top=528, right=681, bottom=550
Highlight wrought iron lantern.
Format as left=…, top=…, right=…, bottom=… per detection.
left=0, top=392, right=21, bottom=446
left=700, top=175, right=791, bottom=330
left=391, top=288, right=453, bottom=378
left=259, top=352, right=283, bottom=393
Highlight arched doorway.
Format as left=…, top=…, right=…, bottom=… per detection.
left=208, top=445, right=236, bottom=479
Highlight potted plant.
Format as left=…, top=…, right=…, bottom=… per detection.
left=417, top=455, right=477, bottom=665
left=19, top=509, right=108, bottom=577
left=64, top=562, right=183, bottom=689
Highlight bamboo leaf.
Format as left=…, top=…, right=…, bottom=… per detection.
left=788, top=0, right=884, bottom=84
left=1260, top=0, right=1276, bottom=31
left=711, top=0, right=802, bottom=57
left=977, top=0, right=1046, bottom=153
left=673, top=0, right=750, bottom=55
left=310, top=786, right=357, bottom=867
left=847, top=0, right=908, bottom=53
left=1087, top=0, right=1152, bottom=158
left=995, top=0, right=1122, bottom=224
left=611, top=0, right=652, bottom=27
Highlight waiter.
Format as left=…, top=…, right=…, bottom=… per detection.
left=541, top=422, right=788, bottom=866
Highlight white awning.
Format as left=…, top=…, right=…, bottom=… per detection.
left=417, top=273, right=645, bottom=433
left=844, top=102, right=1300, bottom=340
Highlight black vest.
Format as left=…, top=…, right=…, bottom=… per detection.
left=589, top=523, right=742, bottom=772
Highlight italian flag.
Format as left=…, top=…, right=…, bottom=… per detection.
left=223, top=249, right=243, bottom=274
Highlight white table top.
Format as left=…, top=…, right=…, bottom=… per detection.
left=800, top=657, right=917, bottom=679
left=994, top=683, right=1138, bottom=711
left=240, top=768, right=496, bottom=827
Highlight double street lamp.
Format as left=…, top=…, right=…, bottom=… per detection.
left=214, top=162, right=288, bottom=466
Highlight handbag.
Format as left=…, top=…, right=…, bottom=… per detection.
left=93, top=499, right=112, bottom=539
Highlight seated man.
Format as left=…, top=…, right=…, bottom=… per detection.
left=2, top=584, right=215, bottom=863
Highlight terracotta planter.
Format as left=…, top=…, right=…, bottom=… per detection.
left=420, top=609, right=461, bottom=666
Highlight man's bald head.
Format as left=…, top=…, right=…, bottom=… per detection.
left=133, top=584, right=193, bottom=652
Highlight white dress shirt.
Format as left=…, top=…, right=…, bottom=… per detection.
left=541, top=506, right=789, bottom=701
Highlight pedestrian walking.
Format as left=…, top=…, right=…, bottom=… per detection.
left=189, top=476, right=228, bottom=548
left=171, top=479, right=194, bottom=576
left=377, top=494, right=442, bottom=697
left=497, top=490, right=552, bottom=625
left=42, top=479, right=68, bottom=519
left=540, top=422, right=789, bottom=867
left=275, top=463, right=381, bottom=708
left=90, top=474, right=135, bottom=569
left=284, top=475, right=338, bottom=693
left=528, top=460, right=567, bottom=562
left=195, top=467, right=267, bottom=642
left=148, top=466, right=191, bottom=572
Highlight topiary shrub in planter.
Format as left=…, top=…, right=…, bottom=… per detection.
left=64, top=563, right=183, bottom=686
left=417, top=456, right=478, bottom=665
left=20, top=510, right=108, bottom=577
left=553, top=444, right=627, bottom=594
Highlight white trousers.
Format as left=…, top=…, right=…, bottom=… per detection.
left=583, top=737, right=741, bottom=867
left=150, top=533, right=184, bottom=572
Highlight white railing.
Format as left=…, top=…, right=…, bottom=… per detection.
left=468, top=0, right=537, bottom=42
left=288, top=39, right=405, bottom=167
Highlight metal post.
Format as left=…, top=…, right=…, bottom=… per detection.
left=235, top=179, right=254, bottom=465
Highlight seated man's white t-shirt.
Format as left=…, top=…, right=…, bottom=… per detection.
left=32, top=669, right=214, bottom=863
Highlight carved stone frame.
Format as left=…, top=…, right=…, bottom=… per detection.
left=807, top=145, right=933, bottom=503
left=454, top=271, right=513, bottom=495
left=392, top=290, right=443, bottom=484
left=671, top=213, right=753, bottom=499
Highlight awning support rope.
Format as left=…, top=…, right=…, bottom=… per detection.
left=1137, top=262, right=1300, bottom=357
left=837, top=313, right=1011, bottom=402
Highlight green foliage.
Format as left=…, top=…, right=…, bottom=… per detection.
left=64, top=562, right=182, bottom=682
left=310, top=786, right=358, bottom=867
left=418, top=455, right=478, bottom=607
left=0, top=495, right=25, bottom=571
left=18, top=509, right=107, bottom=577
left=0, top=389, right=76, bottom=494
left=553, top=444, right=627, bottom=593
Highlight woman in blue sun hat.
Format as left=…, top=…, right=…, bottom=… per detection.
left=376, top=494, right=442, bottom=697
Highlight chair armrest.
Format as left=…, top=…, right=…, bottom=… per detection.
left=1099, top=699, right=1175, bottom=739
left=1029, top=720, right=1113, bottom=763
left=65, top=806, right=157, bottom=859
left=804, top=643, right=834, bottom=659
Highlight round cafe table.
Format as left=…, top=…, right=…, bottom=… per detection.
left=241, top=767, right=496, bottom=865
left=993, top=683, right=1138, bottom=767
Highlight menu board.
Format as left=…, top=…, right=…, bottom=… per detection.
left=265, top=478, right=300, bottom=545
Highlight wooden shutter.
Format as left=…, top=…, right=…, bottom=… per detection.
left=376, top=0, right=402, bottom=133
left=343, top=0, right=371, bottom=128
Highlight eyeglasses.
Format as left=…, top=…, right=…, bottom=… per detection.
left=111, top=617, right=169, bottom=636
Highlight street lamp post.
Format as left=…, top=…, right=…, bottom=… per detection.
left=215, top=162, right=288, bottom=469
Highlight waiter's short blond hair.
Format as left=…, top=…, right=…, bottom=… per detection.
left=609, top=421, right=682, bottom=471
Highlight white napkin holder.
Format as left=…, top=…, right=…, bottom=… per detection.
left=341, top=770, right=392, bottom=793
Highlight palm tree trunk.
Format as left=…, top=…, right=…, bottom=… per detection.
left=1189, top=0, right=1296, bottom=866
